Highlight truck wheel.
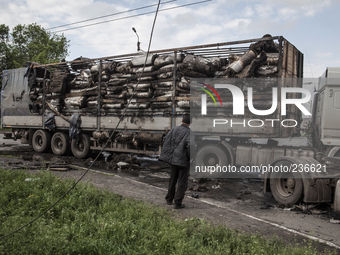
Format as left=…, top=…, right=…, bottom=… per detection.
left=71, top=134, right=91, bottom=159
left=270, top=170, right=303, bottom=207
left=32, top=130, right=51, bottom=153
left=51, top=132, right=70, bottom=156
left=195, top=145, right=229, bottom=178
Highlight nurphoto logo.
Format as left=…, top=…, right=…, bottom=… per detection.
left=196, top=80, right=311, bottom=128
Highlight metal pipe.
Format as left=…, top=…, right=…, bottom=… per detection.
left=42, top=68, right=46, bottom=129
left=32, top=36, right=282, bottom=68
left=172, top=51, right=177, bottom=128
left=97, top=60, right=102, bottom=130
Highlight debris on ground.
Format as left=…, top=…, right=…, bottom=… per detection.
left=20, top=155, right=33, bottom=160
left=108, top=153, right=140, bottom=171
left=235, top=189, right=252, bottom=200
left=101, top=151, right=111, bottom=162
left=330, top=219, right=340, bottom=224
left=283, top=206, right=295, bottom=211
left=293, top=204, right=322, bottom=214
left=260, top=203, right=273, bottom=209
left=86, top=157, right=94, bottom=163
left=191, top=193, right=199, bottom=199
left=189, top=184, right=208, bottom=192
left=282, top=203, right=338, bottom=218
left=212, top=185, right=220, bottom=189
left=192, top=178, right=210, bottom=184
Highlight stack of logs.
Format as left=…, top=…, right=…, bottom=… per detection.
left=27, top=35, right=280, bottom=117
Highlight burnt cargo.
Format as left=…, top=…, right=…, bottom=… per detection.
left=1, top=35, right=303, bottom=138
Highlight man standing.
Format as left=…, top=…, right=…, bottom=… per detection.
left=159, top=114, right=195, bottom=209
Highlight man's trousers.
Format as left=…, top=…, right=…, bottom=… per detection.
left=165, top=164, right=189, bottom=205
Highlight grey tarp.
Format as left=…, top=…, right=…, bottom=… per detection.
left=69, top=114, right=82, bottom=140
left=44, top=113, right=55, bottom=130
left=1, top=68, right=34, bottom=116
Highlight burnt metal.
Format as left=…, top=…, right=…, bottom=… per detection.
left=172, top=51, right=178, bottom=128
left=32, top=36, right=281, bottom=69
left=97, top=60, right=102, bottom=130
left=42, top=68, right=47, bottom=129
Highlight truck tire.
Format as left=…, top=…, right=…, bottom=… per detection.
left=195, top=145, right=229, bottom=178
left=51, top=132, right=70, bottom=156
left=270, top=169, right=303, bottom=207
left=71, top=134, right=91, bottom=159
left=32, top=130, right=51, bottom=153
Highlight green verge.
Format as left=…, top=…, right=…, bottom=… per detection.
left=0, top=170, right=335, bottom=255
left=0, top=128, right=11, bottom=132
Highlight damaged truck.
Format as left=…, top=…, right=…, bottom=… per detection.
left=1, top=35, right=340, bottom=209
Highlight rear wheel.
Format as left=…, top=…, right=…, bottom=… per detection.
left=195, top=145, right=229, bottom=178
left=270, top=160, right=303, bottom=206
left=32, top=130, right=51, bottom=153
left=51, top=132, right=70, bottom=156
left=71, top=134, right=91, bottom=159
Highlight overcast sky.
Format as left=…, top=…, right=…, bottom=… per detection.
left=1, top=0, right=339, bottom=78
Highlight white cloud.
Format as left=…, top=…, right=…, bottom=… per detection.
left=254, top=4, right=275, bottom=19
left=277, top=7, right=297, bottom=19
left=267, top=0, right=332, bottom=17
left=223, top=18, right=252, bottom=30
left=243, top=6, right=254, bottom=17
left=316, top=52, right=332, bottom=58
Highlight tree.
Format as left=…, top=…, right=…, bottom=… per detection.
left=0, top=24, right=10, bottom=73
left=0, top=23, right=70, bottom=85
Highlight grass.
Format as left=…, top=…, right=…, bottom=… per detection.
left=0, top=154, right=18, bottom=158
left=0, top=169, right=336, bottom=255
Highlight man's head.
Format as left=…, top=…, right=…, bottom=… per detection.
left=182, top=114, right=191, bottom=126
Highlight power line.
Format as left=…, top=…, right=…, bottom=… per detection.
left=53, top=0, right=212, bottom=33
left=47, top=0, right=176, bottom=30
left=0, top=0, right=163, bottom=241
left=304, top=46, right=314, bottom=79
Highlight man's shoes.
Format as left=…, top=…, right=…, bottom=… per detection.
left=174, top=204, right=185, bottom=209
left=166, top=200, right=173, bottom=205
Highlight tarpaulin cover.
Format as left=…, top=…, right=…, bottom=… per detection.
left=69, top=114, right=82, bottom=140
left=1, top=68, right=34, bottom=116
left=44, top=113, right=55, bottom=130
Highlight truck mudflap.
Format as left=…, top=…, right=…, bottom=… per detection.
left=303, top=178, right=332, bottom=203
left=334, top=180, right=340, bottom=214
left=264, top=156, right=332, bottom=205
left=301, top=157, right=332, bottom=203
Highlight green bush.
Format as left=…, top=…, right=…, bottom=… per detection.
left=0, top=170, right=334, bottom=255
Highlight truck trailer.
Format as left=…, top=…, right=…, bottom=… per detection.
left=1, top=35, right=340, bottom=208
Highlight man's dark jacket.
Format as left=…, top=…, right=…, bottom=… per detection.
left=159, top=124, right=195, bottom=167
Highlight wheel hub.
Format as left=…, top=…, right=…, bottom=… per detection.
left=38, top=137, right=43, bottom=147
left=56, top=138, right=63, bottom=148
left=286, top=178, right=295, bottom=189
left=204, top=153, right=219, bottom=166
left=207, top=157, right=216, bottom=165
left=78, top=141, right=85, bottom=151
left=274, top=174, right=297, bottom=197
